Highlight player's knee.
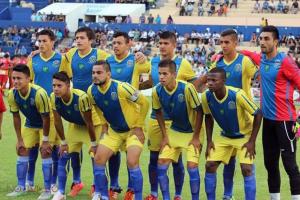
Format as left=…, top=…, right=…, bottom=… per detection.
left=94, top=153, right=106, bottom=165
left=281, top=151, right=299, bottom=176
left=205, top=161, right=218, bottom=173
left=40, top=150, right=51, bottom=159
left=127, top=157, right=139, bottom=169
left=17, top=147, right=28, bottom=156
left=158, top=158, right=171, bottom=166
left=187, top=161, right=198, bottom=169
left=241, top=164, right=252, bottom=177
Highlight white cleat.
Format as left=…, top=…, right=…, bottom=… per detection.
left=52, top=191, right=66, bottom=200
left=26, top=183, right=36, bottom=192
left=38, top=190, right=52, bottom=200
left=92, top=193, right=102, bottom=200
left=6, top=186, right=26, bottom=197
left=50, top=184, right=58, bottom=195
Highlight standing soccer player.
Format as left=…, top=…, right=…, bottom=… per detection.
left=88, top=61, right=149, bottom=200
left=210, top=29, right=258, bottom=200
left=153, top=60, right=203, bottom=200
left=242, top=26, right=300, bottom=200
left=26, top=29, right=69, bottom=194
left=202, top=68, right=262, bottom=200
left=145, top=31, right=197, bottom=200
left=50, top=72, right=104, bottom=200
left=7, top=64, right=56, bottom=200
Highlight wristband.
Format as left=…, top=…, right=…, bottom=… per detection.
left=91, top=141, right=97, bottom=147
left=42, top=136, right=49, bottom=142
left=61, top=140, right=67, bottom=145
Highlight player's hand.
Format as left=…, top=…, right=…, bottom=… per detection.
left=28, top=50, right=40, bottom=58
left=160, top=136, right=170, bottom=153
left=89, top=145, right=98, bottom=157
left=59, top=144, right=69, bottom=157
left=205, top=141, right=215, bottom=159
left=242, top=141, right=256, bottom=160
left=132, top=127, right=145, bottom=144
left=16, top=139, right=27, bottom=156
left=40, top=141, right=52, bottom=157
left=189, top=136, right=202, bottom=154
left=135, top=52, right=146, bottom=64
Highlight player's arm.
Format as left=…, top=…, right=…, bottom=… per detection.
left=79, top=94, right=98, bottom=154
left=59, top=55, right=72, bottom=79
left=240, top=50, right=261, bottom=66
left=27, top=57, right=34, bottom=81
left=238, top=90, right=262, bottom=159
left=97, top=49, right=110, bottom=61
left=282, top=57, right=300, bottom=89
left=132, top=58, right=151, bottom=89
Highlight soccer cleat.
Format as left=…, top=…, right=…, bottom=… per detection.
left=144, top=194, right=158, bottom=200
left=50, top=184, right=58, bottom=195
left=26, top=183, right=36, bottom=192
left=223, top=196, right=235, bottom=200
left=52, top=191, right=66, bottom=200
left=173, top=196, right=182, bottom=200
left=37, top=190, right=52, bottom=200
left=89, top=184, right=95, bottom=197
left=92, top=193, right=102, bottom=200
left=6, top=186, right=26, bottom=197
left=109, top=187, right=122, bottom=200
left=68, top=182, right=84, bottom=197
left=124, top=189, right=134, bottom=200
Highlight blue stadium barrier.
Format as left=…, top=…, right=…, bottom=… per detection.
left=10, top=7, right=32, bottom=21
left=80, top=22, right=300, bottom=41
left=0, top=20, right=65, bottom=30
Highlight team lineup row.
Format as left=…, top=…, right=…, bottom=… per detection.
left=5, top=26, right=300, bottom=200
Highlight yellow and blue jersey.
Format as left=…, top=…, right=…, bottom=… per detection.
left=107, top=53, right=150, bottom=89
left=201, top=86, right=259, bottom=138
left=211, top=53, right=257, bottom=97
left=150, top=56, right=197, bottom=120
left=152, top=80, right=201, bottom=133
left=63, top=48, right=109, bottom=91
left=28, top=52, right=69, bottom=96
left=88, top=79, right=143, bottom=133
left=50, top=89, right=101, bottom=126
left=8, top=84, right=50, bottom=128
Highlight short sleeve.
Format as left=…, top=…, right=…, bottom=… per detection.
left=35, top=89, right=50, bottom=114
left=120, top=82, right=140, bottom=102
left=50, top=93, right=56, bottom=110
left=78, top=93, right=92, bottom=113
left=201, top=92, right=211, bottom=114
left=185, top=83, right=201, bottom=110
left=87, top=85, right=96, bottom=105
left=152, top=87, right=161, bottom=110
left=177, top=58, right=196, bottom=82
left=97, top=49, right=110, bottom=61
left=59, top=55, right=72, bottom=79
left=237, top=90, right=259, bottom=115
left=27, top=57, right=34, bottom=81
left=8, top=90, right=19, bottom=113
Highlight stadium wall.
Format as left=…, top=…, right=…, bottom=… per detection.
left=0, top=20, right=66, bottom=31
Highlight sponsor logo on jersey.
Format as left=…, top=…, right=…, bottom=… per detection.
left=228, top=101, right=236, bottom=110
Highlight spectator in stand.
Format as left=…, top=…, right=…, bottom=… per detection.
left=147, top=13, right=154, bottom=24
left=140, top=30, right=148, bottom=42
left=124, top=15, right=132, bottom=24
left=13, top=34, right=21, bottom=47
left=250, top=32, right=258, bottom=46
left=260, top=17, right=268, bottom=27
left=139, top=13, right=146, bottom=24
left=186, top=3, right=194, bottom=15
left=128, top=29, right=135, bottom=39
left=167, top=15, right=174, bottom=24
left=148, top=29, right=156, bottom=42
left=230, top=0, right=237, bottom=8
left=19, top=45, right=28, bottom=56
left=31, top=12, right=36, bottom=21
left=291, top=0, right=299, bottom=13
left=56, top=29, right=63, bottom=41
left=277, top=0, right=284, bottom=12
left=217, top=3, right=226, bottom=16
left=198, top=2, right=205, bottom=15
left=98, top=15, right=106, bottom=23
left=115, top=14, right=123, bottom=23
left=283, top=0, right=290, bottom=13
left=252, top=0, right=261, bottom=13
left=155, top=14, right=161, bottom=24
left=179, top=5, right=186, bottom=15
left=262, top=0, right=269, bottom=12
left=269, top=0, right=276, bottom=13
left=208, top=3, right=216, bottom=15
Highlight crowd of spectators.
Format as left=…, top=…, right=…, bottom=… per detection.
left=31, top=12, right=66, bottom=22
left=252, top=0, right=299, bottom=14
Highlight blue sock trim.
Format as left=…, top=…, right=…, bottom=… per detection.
left=42, top=158, right=53, bottom=164
left=18, top=156, right=29, bottom=162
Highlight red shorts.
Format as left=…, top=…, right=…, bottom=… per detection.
left=0, top=94, right=6, bottom=112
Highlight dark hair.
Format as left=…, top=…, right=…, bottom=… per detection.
left=37, top=29, right=56, bottom=41
left=261, top=25, right=279, bottom=40
left=94, top=60, right=111, bottom=72
left=220, top=29, right=238, bottom=41
left=53, top=71, right=70, bottom=84
left=159, top=31, right=177, bottom=43
left=158, top=59, right=176, bottom=73
left=208, top=67, right=226, bottom=80
left=13, top=64, right=31, bottom=77
left=113, top=31, right=130, bottom=43
left=75, top=27, right=95, bottom=40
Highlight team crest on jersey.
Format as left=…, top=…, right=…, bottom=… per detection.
left=43, top=66, right=49, bottom=72
left=170, top=103, right=174, bottom=108
left=111, top=92, right=117, bottom=101
left=23, top=104, right=28, bottom=109
left=67, top=110, right=71, bottom=114
left=127, top=60, right=134, bottom=68
left=30, top=98, right=35, bottom=106
left=116, top=68, right=122, bottom=74
left=265, top=65, right=270, bottom=72
left=235, top=64, right=242, bottom=72
left=178, top=93, right=185, bottom=103
left=74, top=104, right=79, bottom=111
left=78, top=63, right=85, bottom=69
left=220, top=109, right=224, bottom=115
left=52, top=60, right=60, bottom=68
left=228, top=101, right=236, bottom=110
left=89, top=56, right=97, bottom=64
left=104, top=100, right=109, bottom=106
left=226, top=72, right=231, bottom=78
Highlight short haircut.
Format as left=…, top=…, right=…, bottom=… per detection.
left=261, top=25, right=279, bottom=40
left=113, top=31, right=130, bottom=43
left=208, top=67, right=226, bottom=80
left=220, top=29, right=238, bottom=41
left=158, top=59, right=176, bottom=73
left=37, top=29, right=56, bottom=41
left=94, top=60, right=111, bottom=72
left=159, top=31, right=177, bottom=43
left=53, top=71, right=70, bottom=84
left=13, top=64, right=31, bottom=77
left=75, top=27, right=95, bottom=40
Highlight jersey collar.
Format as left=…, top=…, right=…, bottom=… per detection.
left=40, top=52, right=56, bottom=62
left=78, top=48, right=93, bottom=58
left=213, top=86, right=228, bottom=104
left=223, top=53, right=239, bottom=66
left=98, top=79, right=112, bottom=94
left=19, top=83, right=32, bottom=100
left=163, top=80, right=178, bottom=95
left=114, top=52, right=130, bottom=63
left=61, top=89, right=74, bottom=106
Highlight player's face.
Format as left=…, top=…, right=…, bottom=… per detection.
left=159, top=38, right=176, bottom=58
left=11, top=71, right=30, bottom=90
left=75, top=32, right=92, bottom=51
left=53, top=79, right=69, bottom=97
left=159, top=67, right=176, bottom=87
left=207, top=73, right=224, bottom=92
left=92, top=65, right=110, bottom=86
left=38, top=35, right=54, bottom=53
left=259, top=32, right=278, bottom=54
left=112, top=36, right=129, bottom=56
left=220, top=35, right=237, bottom=55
